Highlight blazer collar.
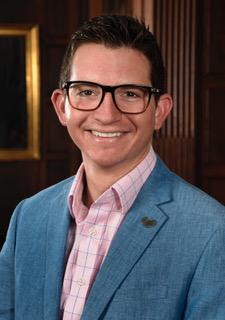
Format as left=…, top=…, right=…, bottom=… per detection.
left=81, top=157, right=173, bottom=319
left=43, top=179, right=73, bottom=319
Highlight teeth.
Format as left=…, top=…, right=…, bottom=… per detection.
left=92, top=131, right=122, bottom=137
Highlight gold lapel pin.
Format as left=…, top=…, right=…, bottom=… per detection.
left=141, top=216, right=157, bottom=228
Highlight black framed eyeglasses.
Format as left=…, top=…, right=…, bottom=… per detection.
left=62, top=81, right=161, bottom=114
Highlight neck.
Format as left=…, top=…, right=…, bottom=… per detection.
left=82, top=164, right=126, bottom=208
left=81, top=147, right=152, bottom=207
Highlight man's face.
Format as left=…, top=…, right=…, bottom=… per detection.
left=52, top=44, right=172, bottom=174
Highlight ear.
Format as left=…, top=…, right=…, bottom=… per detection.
left=51, top=89, right=67, bottom=126
left=154, top=94, right=173, bottom=130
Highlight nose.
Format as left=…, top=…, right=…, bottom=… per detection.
left=93, top=92, right=122, bottom=123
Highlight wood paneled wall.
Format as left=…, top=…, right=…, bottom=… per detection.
left=0, top=0, right=85, bottom=247
left=153, top=0, right=197, bottom=184
left=198, top=0, right=225, bottom=204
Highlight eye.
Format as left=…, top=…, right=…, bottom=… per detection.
left=117, top=87, right=145, bottom=100
left=78, top=89, right=95, bottom=96
left=70, top=84, right=99, bottom=98
left=73, top=86, right=96, bottom=96
left=124, top=90, right=139, bottom=98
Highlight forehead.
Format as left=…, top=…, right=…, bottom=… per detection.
left=70, top=43, right=151, bottom=84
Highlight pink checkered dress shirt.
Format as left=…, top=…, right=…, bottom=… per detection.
left=61, top=148, right=156, bottom=319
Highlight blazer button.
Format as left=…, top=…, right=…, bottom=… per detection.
left=141, top=217, right=157, bottom=227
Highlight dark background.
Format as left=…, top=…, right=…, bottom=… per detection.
left=0, top=36, right=27, bottom=148
left=0, top=0, right=225, bottom=248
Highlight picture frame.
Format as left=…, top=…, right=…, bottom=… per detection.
left=0, top=24, right=40, bottom=160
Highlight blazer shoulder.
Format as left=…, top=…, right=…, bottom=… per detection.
left=11, top=176, right=75, bottom=225
left=171, top=171, right=224, bottom=212
left=152, top=156, right=225, bottom=218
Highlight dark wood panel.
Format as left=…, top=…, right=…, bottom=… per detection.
left=154, top=0, right=197, bottom=183
left=46, top=0, right=70, bottom=36
left=0, top=0, right=39, bottom=23
left=46, top=45, right=67, bottom=95
left=203, top=165, right=225, bottom=177
left=44, top=98, right=71, bottom=153
left=102, top=0, right=132, bottom=15
left=0, top=207, right=11, bottom=248
left=210, top=0, right=225, bottom=74
left=46, top=159, right=71, bottom=186
left=0, top=162, right=42, bottom=205
left=0, top=161, right=42, bottom=248
left=154, top=137, right=196, bottom=183
left=197, top=0, right=225, bottom=204
left=202, top=178, right=225, bottom=205
left=207, top=88, right=225, bottom=163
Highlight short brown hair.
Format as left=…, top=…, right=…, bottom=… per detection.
left=59, top=15, right=165, bottom=94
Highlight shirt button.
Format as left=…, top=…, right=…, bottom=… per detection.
left=89, top=226, right=97, bottom=237
left=77, top=278, right=86, bottom=287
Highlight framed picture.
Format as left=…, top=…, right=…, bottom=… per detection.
left=0, top=24, right=40, bottom=160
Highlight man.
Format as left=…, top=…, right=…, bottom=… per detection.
left=0, top=15, right=225, bottom=320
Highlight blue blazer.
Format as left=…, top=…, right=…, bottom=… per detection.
left=1, top=157, right=225, bottom=320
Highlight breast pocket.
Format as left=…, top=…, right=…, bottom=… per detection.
left=104, top=284, right=169, bottom=320
left=113, top=284, right=168, bottom=301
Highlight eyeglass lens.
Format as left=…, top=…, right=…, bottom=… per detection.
left=67, top=82, right=150, bottom=113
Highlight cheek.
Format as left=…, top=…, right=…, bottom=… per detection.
left=64, top=105, right=85, bottom=126
left=66, top=122, right=81, bottom=147
left=130, top=109, right=155, bottom=134
left=65, top=109, right=88, bottom=141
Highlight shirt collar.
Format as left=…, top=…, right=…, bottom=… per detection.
left=112, top=147, right=156, bottom=213
left=68, top=147, right=156, bottom=218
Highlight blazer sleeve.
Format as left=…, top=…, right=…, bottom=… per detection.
left=0, top=201, right=24, bottom=319
left=184, top=225, right=225, bottom=319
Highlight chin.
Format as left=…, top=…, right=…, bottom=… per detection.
left=94, top=158, right=121, bottom=168
left=87, top=153, right=125, bottom=168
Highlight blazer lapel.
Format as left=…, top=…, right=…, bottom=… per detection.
left=82, top=158, right=172, bottom=319
left=43, top=182, right=72, bottom=320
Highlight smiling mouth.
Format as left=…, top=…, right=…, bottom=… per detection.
left=91, top=130, right=123, bottom=137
